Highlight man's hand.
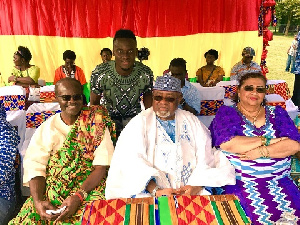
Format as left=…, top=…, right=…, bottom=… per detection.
left=55, top=195, right=81, bottom=222
left=175, top=185, right=202, bottom=195
left=34, top=200, right=59, bottom=221
left=155, top=188, right=177, bottom=197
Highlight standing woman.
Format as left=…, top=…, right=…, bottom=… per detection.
left=8, top=46, right=40, bottom=87
left=209, top=73, right=300, bottom=224
left=196, top=49, right=225, bottom=87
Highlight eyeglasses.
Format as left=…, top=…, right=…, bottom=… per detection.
left=243, top=85, right=266, bottom=93
left=57, top=94, right=83, bottom=101
left=153, top=95, right=176, bottom=103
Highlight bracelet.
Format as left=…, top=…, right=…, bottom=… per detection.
left=264, top=146, right=270, bottom=158
left=265, top=137, right=271, bottom=146
left=258, top=146, right=264, bottom=157
left=260, top=136, right=266, bottom=146
left=78, top=189, right=88, bottom=200
left=74, top=192, right=83, bottom=203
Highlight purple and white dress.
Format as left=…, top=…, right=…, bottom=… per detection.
left=209, top=105, right=300, bottom=224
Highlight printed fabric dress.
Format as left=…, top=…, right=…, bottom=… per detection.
left=209, top=105, right=300, bottom=225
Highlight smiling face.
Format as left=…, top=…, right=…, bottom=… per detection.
left=152, top=90, right=182, bottom=120
left=238, top=77, right=266, bottom=108
left=205, top=53, right=216, bottom=65
left=101, top=51, right=112, bottom=63
left=113, top=38, right=137, bottom=75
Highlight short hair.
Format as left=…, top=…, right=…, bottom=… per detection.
left=100, top=48, right=112, bottom=56
left=233, top=72, right=267, bottom=104
left=204, top=49, right=218, bottom=60
left=169, top=58, right=187, bottom=71
left=17, top=46, right=32, bottom=62
left=55, top=77, right=83, bottom=96
left=113, top=29, right=137, bottom=43
left=63, top=50, right=76, bottom=61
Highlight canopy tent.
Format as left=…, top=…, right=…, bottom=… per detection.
left=0, top=0, right=270, bottom=84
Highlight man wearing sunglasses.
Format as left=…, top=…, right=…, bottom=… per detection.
left=105, top=74, right=235, bottom=199
left=10, top=78, right=115, bottom=224
left=230, top=47, right=261, bottom=81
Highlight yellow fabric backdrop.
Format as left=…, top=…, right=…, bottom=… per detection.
left=0, top=31, right=262, bottom=85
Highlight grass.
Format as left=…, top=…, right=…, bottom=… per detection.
left=266, top=34, right=295, bottom=94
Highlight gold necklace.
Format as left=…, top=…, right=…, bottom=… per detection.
left=238, top=104, right=262, bottom=126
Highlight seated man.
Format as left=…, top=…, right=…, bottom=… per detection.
left=0, top=104, right=20, bottom=224
left=168, top=58, right=201, bottom=115
left=100, top=48, right=112, bottom=63
left=105, top=74, right=235, bottom=199
left=230, top=47, right=262, bottom=81
left=10, top=78, right=115, bottom=224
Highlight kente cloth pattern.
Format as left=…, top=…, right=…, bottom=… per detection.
left=40, top=91, right=56, bottom=103
left=26, top=110, right=61, bottom=128
left=0, top=95, right=25, bottom=111
left=266, top=101, right=286, bottom=110
left=221, top=85, right=237, bottom=99
left=200, top=100, right=224, bottom=116
left=209, top=105, right=300, bottom=224
left=9, top=105, right=116, bottom=225
left=266, top=82, right=291, bottom=100
left=291, top=156, right=300, bottom=188
left=81, top=195, right=250, bottom=225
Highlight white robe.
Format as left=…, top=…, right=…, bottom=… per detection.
left=105, top=108, right=235, bottom=199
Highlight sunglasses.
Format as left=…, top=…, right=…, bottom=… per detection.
left=57, top=94, right=83, bottom=101
left=153, top=95, right=176, bottom=103
left=243, top=85, right=266, bottom=93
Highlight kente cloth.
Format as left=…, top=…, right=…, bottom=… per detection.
left=0, top=95, right=25, bottom=111
left=266, top=82, right=291, bottom=101
left=266, top=101, right=286, bottom=110
left=40, top=91, right=56, bottom=103
left=196, top=66, right=225, bottom=85
left=179, top=80, right=201, bottom=114
left=221, top=85, right=237, bottom=99
left=26, top=110, right=61, bottom=128
left=54, top=65, right=87, bottom=85
left=0, top=104, right=20, bottom=201
left=230, top=60, right=262, bottom=81
left=11, top=65, right=40, bottom=83
left=81, top=195, right=250, bottom=225
left=200, top=100, right=224, bottom=116
left=105, top=107, right=235, bottom=200
left=209, top=105, right=300, bottom=224
left=9, top=106, right=116, bottom=225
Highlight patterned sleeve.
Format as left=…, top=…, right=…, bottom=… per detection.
left=209, top=105, right=244, bottom=147
left=144, top=66, right=154, bottom=93
left=230, top=63, right=238, bottom=80
left=274, top=106, right=300, bottom=142
left=90, top=64, right=103, bottom=95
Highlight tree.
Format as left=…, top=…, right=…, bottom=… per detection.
left=275, top=0, right=300, bottom=35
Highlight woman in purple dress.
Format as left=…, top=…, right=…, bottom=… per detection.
left=209, top=72, right=300, bottom=224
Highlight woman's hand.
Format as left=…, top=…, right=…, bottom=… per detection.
left=34, top=200, right=59, bottom=221
left=239, top=148, right=261, bottom=160
left=8, top=75, right=16, bottom=83
left=55, top=195, right=81, bottom=222
left=155, top=188, right=177, bottom=197
left=175, top=185, right=202, bottom=195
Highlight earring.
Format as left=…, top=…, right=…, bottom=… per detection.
left=238, top=95, right=240, bottom=103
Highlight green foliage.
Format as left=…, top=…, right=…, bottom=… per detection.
left=275, top=0, right=300, bottom=25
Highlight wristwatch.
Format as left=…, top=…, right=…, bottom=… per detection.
left=78, top=189, right=88, bottom=200
left=150, top=185, right=160, bottom=197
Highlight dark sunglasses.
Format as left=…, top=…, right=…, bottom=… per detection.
left=243, top=85, right=266, bottom=93
left=57, top=94, right=83, bottom=101
left=153, top=95, right=176, bottom=103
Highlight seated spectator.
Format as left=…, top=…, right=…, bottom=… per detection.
left=230, top=47, right=262, bottom=81
left=100, top=48, right=112, bottom=63
left=8, top=46, right=40, bottom=87
left=9, top=78, right=115, bottom=224
left=105, top=74, right=235, bottom=199
left=196, top=49, right=225, bottom=87
left=169, top=58, right=200, bottom=115
left=0, top=103, right=20, bottom=224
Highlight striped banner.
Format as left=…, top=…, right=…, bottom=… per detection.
left=0, top=0, right=263, bottom=84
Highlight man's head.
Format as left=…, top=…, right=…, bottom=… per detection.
left=113, top=29, right=137, bottom=75
left=242, top=47, right=255, bottom=64
left=152, top=74, right=182, bottom=121
left=100, top=48, right=112, bottom=63
left=63, top=50, right=76, bottom=69
left=55, top=78, right=83, bottom=119
left=169, top=58, right=187, bottom=87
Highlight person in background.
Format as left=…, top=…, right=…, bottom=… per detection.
left=196, top=49, right=225, bottom=87
left=100, top=48, right=112, bottom=63
left=286, top=34, right=298, bottom=73
left=209, top=72, right=300, bottom=224
left=0, top=103, right=20, bottom=224
left=8, top=46, right=40, bottom=87
left=105, top=74, right=235, bottom=199
left=169, top=58, right=200, bottom=115
left=292, top=31, right=300, bottom=109
left=90, top=29, right=153, bottom=138
left=230, top=47, right=262, bottom=81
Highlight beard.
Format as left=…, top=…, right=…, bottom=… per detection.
left=155, top=110, right=171, bottom=118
